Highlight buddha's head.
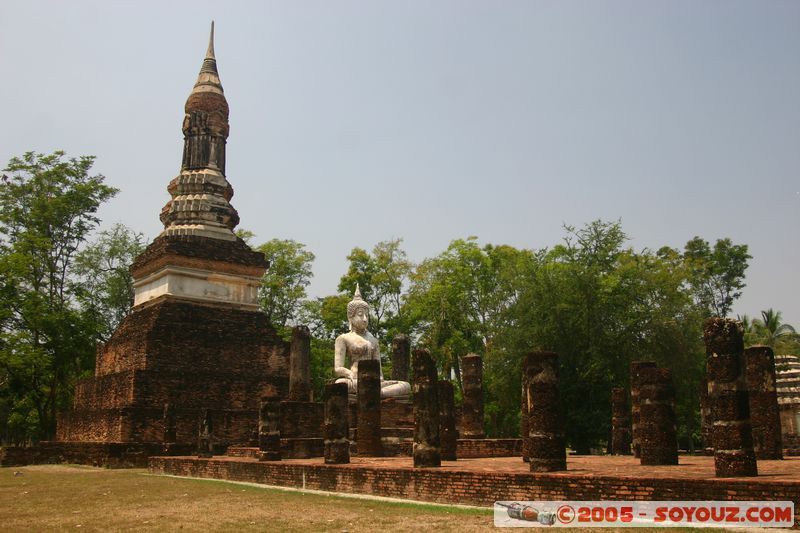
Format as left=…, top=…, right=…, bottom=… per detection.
left=346, top=284, right=369, bottom=334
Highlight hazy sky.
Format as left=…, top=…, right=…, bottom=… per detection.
left=1, top=1, right=798, bottom=326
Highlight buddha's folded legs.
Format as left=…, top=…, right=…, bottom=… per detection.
left=381, top=379, right=411, bottom=399
left=335, top=377, right=357, bottom=394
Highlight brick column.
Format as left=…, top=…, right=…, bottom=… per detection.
left=413, top=348, right=441, bottom=468
left=324, top=382, right=350, bottom=464
left=704, top=317, right=758, bottom=477
left=163, top=403, right=176, bottom=444
left=439, top=380, right=457, bottom=461
left=288, top=325, right=311, bottom=402
left=699, top=376, right=713, bottom=452
left=525, top=351, right=566, bottom=472
left=521, top=376, right=530, bottom=462
left=258, top=398, right=281, bottom=461
left=611, top=387, right=632, bottom=455
left=745, top=345, right=783, bottom=460
left=197, top=408, right=213, bottom=458
left=639, top=367, right=678, bottom=465
left=630, top=361, right=657, bottom=458
left=461, top=353, right=485, bottom=438
left=391, top=334, right=411, bottom=382
left=357, top=359, right=383, bottom=456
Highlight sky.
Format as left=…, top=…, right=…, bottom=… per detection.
left=1, top=1, right=798, bottom=326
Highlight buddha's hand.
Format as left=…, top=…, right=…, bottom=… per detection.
left=335, top=367, right=355, bottom=380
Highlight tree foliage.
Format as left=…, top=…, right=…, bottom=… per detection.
left=255, top=238, right=315, bottom=329
left=751, top=308, right=798, bottom=351
left=72, top=224, right=145, bottom=341
left=0, top=151, right=117, bottom=442
left=682, top=237, right=751, bottom=317
left=337, top=239, right=412, bottom=341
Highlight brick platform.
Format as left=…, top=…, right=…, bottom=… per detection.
left=149, top=454, right=800, bottom=524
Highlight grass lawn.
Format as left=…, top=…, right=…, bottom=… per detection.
left=0, top=465, right=744, bottom=532
left=1, top=465, right=492, bottom=532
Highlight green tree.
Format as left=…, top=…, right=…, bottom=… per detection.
left=0, top=151, right=117, bottom=441
left=72, top=223, right=145, bottom=341
left=254, top=238, right=315, bottom=329
left=298, top=294, right=351, bottom=341
left=337, top=239, right=413, bottom=340
left=405, top=237, right=533, bottom=393
left=498, top=221, right=704, bottom=450
left=683, top=237, right=751, bottom=317
left=752, top=308, right=798, bottom=350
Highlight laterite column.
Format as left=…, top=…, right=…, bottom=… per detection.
left=745, top=345, right=783, bottom=460
left=288, top=325, right=312, bottom=402
left=197, top=408, right=213, bottom=458
left=461, top=353, right=485, bottom=438
left=162, top=403, right=177, bottom=454
left=324, top=382, right=350, bottom=464
left=611, top=387, right=632, bottom=455
left=521, top=377, right=530, bottom=462
left=413, top=348, right=441, bottom=467
left=258, top=398, right=281, bottom=461
left=699, top=376, right=713, bottom=452
left=357, top=359, right=383, bottom=456
left=391, top=334, right=411, bottom=382
left=704, top=317, right=757, bottom=477
left=630, top=361, right=657, bottom=458
left=439, top=380, right=457, bottom=460
left=638, top=367, right=678, bottom=465
left=525, top=351, right=566, bottom=472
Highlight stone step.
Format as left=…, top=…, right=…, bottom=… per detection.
left=350, top=438, right=412, bottom=457
left=227, top=438, right=324, bottom=459
left=349, top=427, right=413, bottom=440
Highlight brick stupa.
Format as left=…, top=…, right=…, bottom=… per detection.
left=53, top=24, right=291, bottom=463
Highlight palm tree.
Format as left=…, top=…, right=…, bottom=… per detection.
left=752, top=309, right=797, bottom=348
left=736, top=314, right=757, bottom=345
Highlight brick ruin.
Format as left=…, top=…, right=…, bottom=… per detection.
left=610, top=387, right=631, bottom=455
left=629, top=361, right=657, bottom=458
left=49, top=25, right=315, bottom=463
left=438, top=380, right=457, bottom=461
left=461, top=353, right=485, bottom=439
left=638, top=366, right=678, bottom=465
left=413, top=349, right=441, bottom=468
left=704, top=317, right=758, bottom=477
left=524, top=351, right=566, bottom=472
left=745, top=345, right=783, bottom=459
left=356, top=360, right=383, bottom=457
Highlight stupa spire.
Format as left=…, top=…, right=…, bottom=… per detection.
left=206, top=21, right=215, bottom=59
left=158, top=24, right=238, bottom=241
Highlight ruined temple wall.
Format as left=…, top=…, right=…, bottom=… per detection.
left=74, top=370, right=288, bottom=412
left=73, top=371, right=136, bottom=410
left=58, top=403, right=323, bottom=446
left=96, top=300, right=289, bottom=378
left=132, top=371, right=287, bottom=410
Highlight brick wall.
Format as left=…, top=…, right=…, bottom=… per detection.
left=457, top=439, right=522, bottom=458
left=149, top=457, right=800, bottom=524
left=95, top=299, right=289, bottom=379
left=2, top=442, right=167, bottom=468
left=57, top=298, right=291, bottom=445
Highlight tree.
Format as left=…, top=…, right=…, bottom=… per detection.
left=683, top=237, right=751, bottom=317
left=0, top=151, right=117, bottom=441
left=496, top=221, right=705, bottom=450
left=752, top=308, right=798, bottom=350
left=337, top=239, right=413, bottom=341
left=254, top=238, right=315, bottom=329
left=405, top=237, right=533, bottom=392
left=72, top=224, right=145, bottom=341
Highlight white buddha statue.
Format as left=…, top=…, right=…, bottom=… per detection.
left=334, top=285, right=411, bottom=399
